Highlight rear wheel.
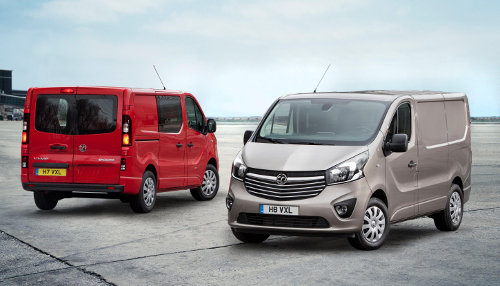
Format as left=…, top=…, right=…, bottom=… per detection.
left=231, top=228, right=269, bottom=243
left=130, top=171, right=157, bottom=213
left=33, top=192, right=58, bottom=210
left=190, top=164, right=219, bottom=201
left=433, top=184, right=463, bottom=231
left=348, top=198, right=390, bottom=250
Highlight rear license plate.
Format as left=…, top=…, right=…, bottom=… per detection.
left=260, top=204, right=299, bottom=216
left=35, top=168, right=67, bottom=176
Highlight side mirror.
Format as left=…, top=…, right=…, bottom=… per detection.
left=207, top=119, right=216, bottom=133
left=385, top=133, right=408, bottom=154
left=243, top=130, right=253, bottom=145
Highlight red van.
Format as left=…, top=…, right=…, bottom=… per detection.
left=21, top=87, right=219, bottom=213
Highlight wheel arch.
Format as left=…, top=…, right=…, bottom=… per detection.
left=371, top=189, right=388, bottom=208
left=207, top=157, right=217, bottom=169
left=145, top=164, right=158, bottom=182
left=452, top=176, right=463, bottom=191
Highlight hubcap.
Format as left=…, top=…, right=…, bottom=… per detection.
left=142, top=177, right=155, bottom=207
left=450, top=191, right=462, bottom=225
left=201, top=170, right=217, bottom=196
left=362, top=206, right=386, bottom=243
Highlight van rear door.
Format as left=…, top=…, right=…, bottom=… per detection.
left=73, top=88, right=122, bottom=185
left=29, top=88, right=75, bottom=184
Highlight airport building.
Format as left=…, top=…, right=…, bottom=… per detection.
left=0, top=69, right=27, bottom=120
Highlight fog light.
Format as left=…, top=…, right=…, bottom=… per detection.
left=226, top=195, right=234, bottom=210
left=335, top=205, right=348, bottom=216
left=334, top=198, right=357, bottom=218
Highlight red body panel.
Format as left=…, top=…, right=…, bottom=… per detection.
left=73, top=87, right=123, bottom=184
left=28, top=88, right=75, bottom=184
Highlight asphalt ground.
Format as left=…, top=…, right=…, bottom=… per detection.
left=0, top=121, right=499, bottom=285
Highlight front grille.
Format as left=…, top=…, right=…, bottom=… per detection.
left=237, top=213, right=330, bottom=228
left=244, top=168, right=326, bottom=201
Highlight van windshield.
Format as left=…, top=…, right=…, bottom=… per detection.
left=256, top=98, right=390, bottom=146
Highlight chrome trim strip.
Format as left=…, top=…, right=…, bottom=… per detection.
left=246, top=172, right=324, bottom=182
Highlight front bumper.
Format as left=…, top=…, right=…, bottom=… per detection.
left=228, top=177, right=372, bottom=235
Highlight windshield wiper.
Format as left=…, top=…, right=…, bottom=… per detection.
left=257, top=137, right=286, bottom=144
left=286, top=141, right=332, bottom=145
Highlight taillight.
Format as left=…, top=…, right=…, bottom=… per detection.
left=120, top=158, right=126, bottom=171
left=22, top=156, right=28, bottom=168
left=122, top=115, right=132, bottom=146
left=22, top=113, right=30, bottom=144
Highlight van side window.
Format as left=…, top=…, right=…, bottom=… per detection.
left=185, top=97, right=205, bottom=133
left=35, top=95, right=72, bottom=134
left=156, top=96, right=182, bottom=133
left=387, top=103, right=412, bottom=142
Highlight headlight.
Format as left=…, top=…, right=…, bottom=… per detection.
left=231, top=151, right=247, bottom=181
left=325, top=151, right=369, bottom=185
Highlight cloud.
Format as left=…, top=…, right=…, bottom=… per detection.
left=27, top=0, right=162, bottom=23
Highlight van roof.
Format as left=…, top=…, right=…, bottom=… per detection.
left=30, top=86, right=186, bottom=95
left=282, top=90, right=466, bottom=102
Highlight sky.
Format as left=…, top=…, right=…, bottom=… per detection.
left=0, top=0, right=499, bottom=117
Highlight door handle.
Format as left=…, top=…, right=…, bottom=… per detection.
left=50, top=144, right=67, bottom=150
left=176, top=143, right=183, bottom=147
left=187, top=143, right=194, bottom=148
left=408, top=161, right=417, bottom=168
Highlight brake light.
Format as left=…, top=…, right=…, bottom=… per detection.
left=22, top=113, right=30, bottom=144
left=22, top=156, right=28, bottom=168
left=60, top=88, right=75, bottom=93
left=122, top=115, right=132, bottom=146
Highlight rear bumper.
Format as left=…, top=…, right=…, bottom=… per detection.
left=22, top=183, right=124, bottom=194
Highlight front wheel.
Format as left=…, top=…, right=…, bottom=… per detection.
left=190, top=164, right=219, bottom=201
left=433, top=184, right=463, bottom=231
left=34, top=192, right=58, bottom=210
left=130, top=171, right=157, bottom=213
left=231, top=228, right=269, bottom=243
left=348, top=197, right=390, bottom=250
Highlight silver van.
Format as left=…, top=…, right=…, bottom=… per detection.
left=226, top=91, right=471, bottom=250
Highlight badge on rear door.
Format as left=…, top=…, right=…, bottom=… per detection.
left=79, top=144, right=87, bottom=152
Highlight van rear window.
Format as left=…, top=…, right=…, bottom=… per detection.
left=35, top=95, right=72, bottom=134
left=34, top=94, right=117, bottom=135
left=77, top=95, right=117, bottom=134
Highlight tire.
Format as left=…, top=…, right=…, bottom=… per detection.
left=130, top=171, right=157, bottom=213
left=190, top=164, right=219, bottom=201
left=34, top=192, right=58, bottom=210
left=433, top=184, right=463, bottom=231
left=231, top=228, right=269, bottom=243
left=348, top=197, right=390, bottom=250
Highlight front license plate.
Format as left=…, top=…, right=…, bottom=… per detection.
left=35, top=168, right=67, bottom=176
left=260, top=204, right=299, bottom=216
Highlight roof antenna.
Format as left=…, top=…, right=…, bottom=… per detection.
left=153, top=65, right=166, bottom=90
left=313, top=64, right=331, bottom=93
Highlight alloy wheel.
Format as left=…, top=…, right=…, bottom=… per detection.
left=362, top=206, right=386, bottom=243
left=450, top=191, right=462, bottom=225
left=201, top=169, right=217, bottom=196
left=142, top=177, right=155, bottom=207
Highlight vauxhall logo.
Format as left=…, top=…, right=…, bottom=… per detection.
left=276, top=173, right=288, bottom=185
